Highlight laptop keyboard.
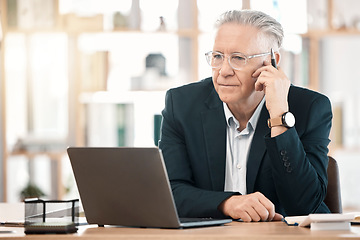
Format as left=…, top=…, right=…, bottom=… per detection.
left=180, top=218, right=216, bottom=223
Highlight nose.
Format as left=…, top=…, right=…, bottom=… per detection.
left=219, top=56, right=234, bottom=76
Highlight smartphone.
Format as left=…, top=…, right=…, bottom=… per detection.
left=271, top=48, right=277, bottom=69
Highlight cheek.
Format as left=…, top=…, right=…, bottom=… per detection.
left=212, top=69, right=219, bottom=78
left=234, top=71, right=254, bottom=85
left=212, top=70, right=220, bottom=85
left=250, top=60, right=265, bottom=73
left=237, top=65, right=261, bottom=84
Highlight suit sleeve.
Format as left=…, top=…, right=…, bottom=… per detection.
left=264, top=94, right=332, bottom=216
left=159, top=89, right=236, bottom=218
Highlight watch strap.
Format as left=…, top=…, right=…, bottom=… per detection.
left=267, top=116, right=283, bottom=128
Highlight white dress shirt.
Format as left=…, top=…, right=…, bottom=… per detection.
left=223, top=98, right=265, bottom=194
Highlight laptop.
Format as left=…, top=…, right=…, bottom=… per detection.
left=67, top=147, right=232, bottom=228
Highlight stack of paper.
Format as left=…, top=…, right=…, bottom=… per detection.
left=284, top=213, right=358, bottom=231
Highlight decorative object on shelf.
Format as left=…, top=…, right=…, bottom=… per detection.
left=332, top=14, right=347, bottom=30
left=128, top=0, right=141, bottom=30
left=158, top=16, right=166, bottom=31
left=12, top=136, right=67, bottom=153
left=6, top=0, right=55, bottom=29
left=307, top=0, right=328, bottom=30
left=146, top=53, right=166, bottom=76
left=131, top=52, right=179, bottom=91
left=352, top=16, right=360, bottom=30
left=113, top=12, right=127, bottom=29
left=130, top=53, right=171, bottom=90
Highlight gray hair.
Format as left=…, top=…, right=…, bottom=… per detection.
left=215, top=10, right=284, bottom=49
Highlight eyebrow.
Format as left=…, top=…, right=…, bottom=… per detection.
left=232, top=52, right=245, bottom=55
left=213, top=51, right=246, bottom=55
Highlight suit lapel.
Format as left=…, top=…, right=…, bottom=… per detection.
left=201, top=89, right=227, bottom=191
left=246, top=105, right=270, bottom=193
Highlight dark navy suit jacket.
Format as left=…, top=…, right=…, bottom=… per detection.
left=159, top=77, right=332, bottom=218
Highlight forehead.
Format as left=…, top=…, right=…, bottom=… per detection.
left=213, top=23, right=264, bottom=53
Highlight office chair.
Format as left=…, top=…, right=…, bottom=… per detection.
left=324, top=156, right=342, bottom=213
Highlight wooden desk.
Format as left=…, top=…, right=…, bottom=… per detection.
left=1, top=221, right=360, bottom=239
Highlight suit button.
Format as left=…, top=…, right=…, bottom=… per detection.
left=284, top=161, right=291, bottom=167
left=286, top=166, right=293, bottom=173
left=282, top=156, right=289, bottom=162
left=280, top=150, right=287, bottom=156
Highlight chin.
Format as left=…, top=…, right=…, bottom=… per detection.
left=218, top=94, right=237, bottom=104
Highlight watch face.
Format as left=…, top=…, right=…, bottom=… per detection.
left=284, top=112, right=295, bottom=127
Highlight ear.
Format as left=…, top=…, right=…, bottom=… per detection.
left=275, top=51, right=281, bottom=65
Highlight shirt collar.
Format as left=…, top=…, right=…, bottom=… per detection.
left=223, top=97, right=265, bottom=131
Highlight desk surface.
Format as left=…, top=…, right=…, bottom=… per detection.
left=1, top=221, right=360, bottom=239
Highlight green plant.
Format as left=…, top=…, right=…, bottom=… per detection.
left=20, top=183, right=45, bottom=201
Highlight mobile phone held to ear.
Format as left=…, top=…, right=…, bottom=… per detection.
left=271, top=48, right=277, bottom=69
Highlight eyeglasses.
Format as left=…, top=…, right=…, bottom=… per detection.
left=205, top=51, right=270, bottom=70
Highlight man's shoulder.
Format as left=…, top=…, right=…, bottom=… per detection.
left=163, top=77, right=219, bottom=116
left=289, top=85, right=330, bottom=103
left=289, top=85, right=331, bottom=112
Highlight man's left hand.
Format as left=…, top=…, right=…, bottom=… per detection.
left=252, top=61, right=291, bottom=137
left=252, top=60, right=290, bottom=119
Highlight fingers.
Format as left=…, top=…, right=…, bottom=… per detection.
left=219, top=192, right=278, bottom=222
left=258, top=195, right=275, bottom=221
left=240, top=192, right=273, bottom=222
left=253, top=63, right=279, bottom=92
left=273, top=213, right=284, bottom=221
left=242, top=206, right=260, bottom=222
left=252, top=60, right=274, bottom=78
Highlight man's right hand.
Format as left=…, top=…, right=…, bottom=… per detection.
left=218, top=192, right=283, bottom=222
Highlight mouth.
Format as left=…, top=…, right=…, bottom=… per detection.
left=218, top=83, right=239, bottom=87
